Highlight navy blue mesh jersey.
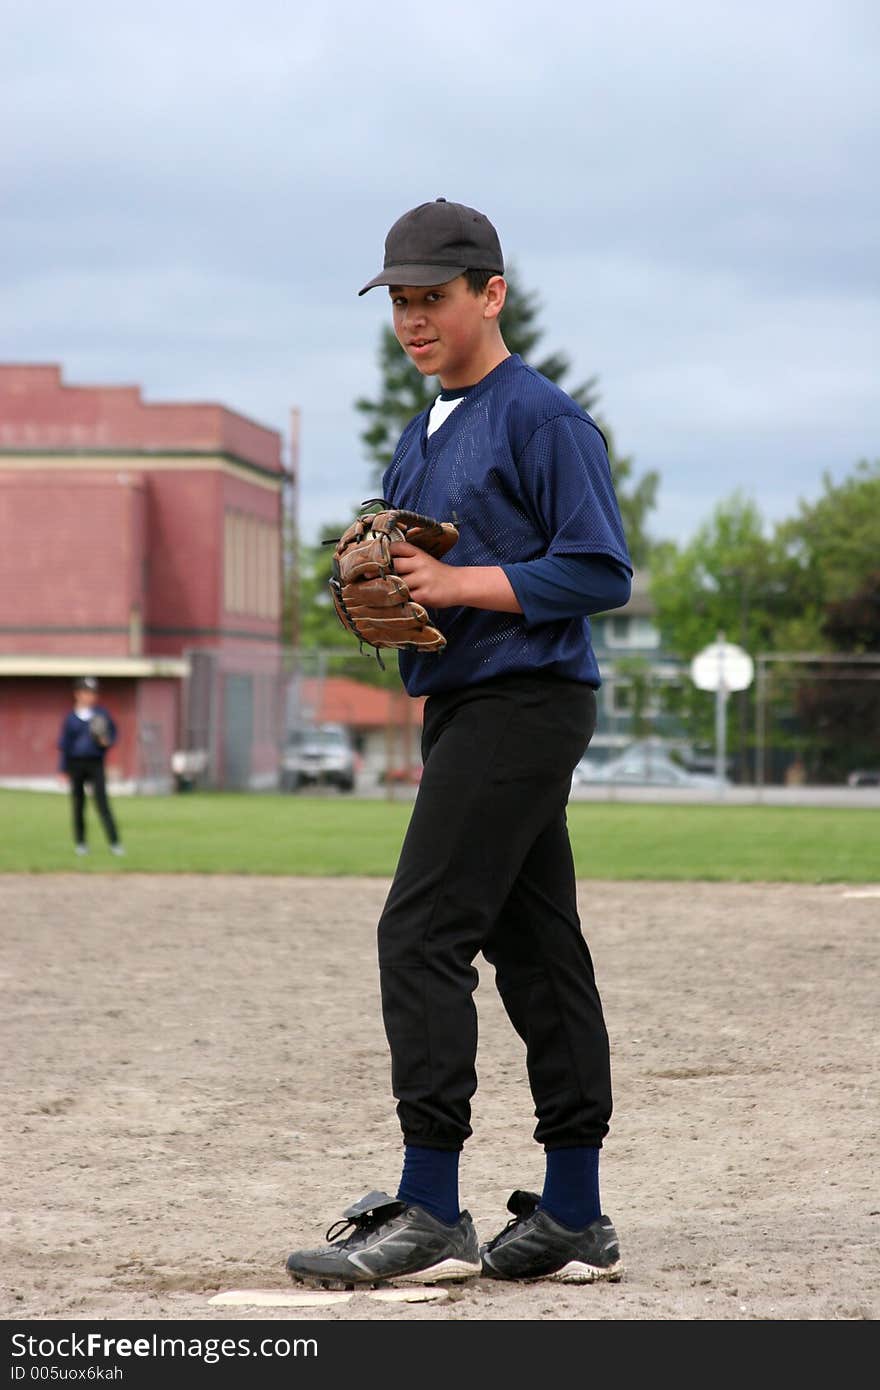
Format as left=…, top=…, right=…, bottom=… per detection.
left=381, top=353, right=631, bottom=697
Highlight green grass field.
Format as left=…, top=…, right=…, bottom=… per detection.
left=0, top=789, right=876, bottom=881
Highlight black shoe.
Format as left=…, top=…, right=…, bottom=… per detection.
left=481, top=1190, right=623, bottom=1283
left=286, top=1190, right=481, bottom=1289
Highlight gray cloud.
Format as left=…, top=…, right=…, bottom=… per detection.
left=3, top=0, right=878, bottom=545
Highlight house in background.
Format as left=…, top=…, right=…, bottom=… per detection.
left=294, top=675, right=425, bottom=779
left=0, top=364, right=288, bottom=790
left=589, top=570, right=687, bottom=762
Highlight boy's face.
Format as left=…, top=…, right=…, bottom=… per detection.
left=76, top=688, right=97, bottom=708
left=389, top=274, right=505, bottom=387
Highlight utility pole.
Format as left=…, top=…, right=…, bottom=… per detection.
left=285, top=407, right=302, bottom=656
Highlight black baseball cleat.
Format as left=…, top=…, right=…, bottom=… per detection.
left=480, top=1190, right=623, bottom=1283
left=286, top=1190, right=482, bottom=1289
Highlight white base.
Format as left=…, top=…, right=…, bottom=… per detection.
left=210, top=1283, right=451, bottom=1307
left=210, top=1288, right=352, bottom=1308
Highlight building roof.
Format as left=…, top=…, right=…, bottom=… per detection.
left=0, top=364, right=282, bottom=474
left=298, top=676, right=425, bottom=729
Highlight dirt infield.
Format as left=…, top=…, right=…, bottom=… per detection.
left=2, top=876, right=877, bottom=1322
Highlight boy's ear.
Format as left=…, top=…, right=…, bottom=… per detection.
left=483, top=275, right=507, bottom=321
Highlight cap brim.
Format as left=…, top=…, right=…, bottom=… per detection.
left=358, top=264, right=467, bottom=296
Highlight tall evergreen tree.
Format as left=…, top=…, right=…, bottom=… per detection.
left=355, top=267, right=658, bottom=565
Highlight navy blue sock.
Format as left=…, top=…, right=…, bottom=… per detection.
left=539, top=1146, right=601, bottom=1230
left=396, top=1145, right=461, bottom=1225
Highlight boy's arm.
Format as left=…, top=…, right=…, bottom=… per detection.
left=390, top=547, right=630, bottom=619
left=502, top=553, right=632, bottom=623
left=389, top=545, right=522, bottom=612
left=519, top=414, right=631, bottom=575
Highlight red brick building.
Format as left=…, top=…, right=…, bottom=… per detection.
left=0, top=365, right=289, bottom=790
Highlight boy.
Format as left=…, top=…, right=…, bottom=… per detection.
left=57, top=677, right=124, bottom=856
left=287, top=199, right=632, bottom=1286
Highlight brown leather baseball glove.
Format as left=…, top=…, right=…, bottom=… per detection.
left=328, top=502, right=459, bottom=663
left=89, top=712, right=112, bottom=748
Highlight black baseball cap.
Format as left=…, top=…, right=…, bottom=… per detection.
left=359, top=198, right=504, bottom=296
left=74, top=676, right=99, bottom=691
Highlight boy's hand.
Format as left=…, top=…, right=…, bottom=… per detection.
left=329, top=507, right=457, bottom=656
left=390, top=542, right=462, bottom=608
left=391, top=544, right=523, bottom=616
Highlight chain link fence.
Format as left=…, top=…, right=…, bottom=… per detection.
left=171, top=645, right=879, bottom=793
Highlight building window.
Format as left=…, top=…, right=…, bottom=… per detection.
left=255, top=522, right=264, bottom=619
left=247, top=515, right=256, bottom=616
left=632, top=617, right=661, bottom=650
left=610, top=682, right=632, bottom=715
left=224, top=510, right=247, bottom=614
left=267, top=526, right=280, bottom=619
left=225, top=510, right=281, bottom=619
left=224, top=512, right=235, bottom=613
left=260, top=522, right=277, bottom=619
left=604, top=615, right=661, bottom=650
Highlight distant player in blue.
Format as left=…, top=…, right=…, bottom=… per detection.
left=288, top=200, right=632, bottom=1288
left=57, top=677, right=124, bottom=857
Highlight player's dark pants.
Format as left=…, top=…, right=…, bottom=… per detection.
left=68, top=757, right=119, bottom=846
left=377, top=671, right=611, bottom=1152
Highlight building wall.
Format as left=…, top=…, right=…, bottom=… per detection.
left=0, top=677, right=138, bottom=785
left=0, top=471, right=146, bottom=656
left=128, top=475, right=147, bottom=654
left=142, top=470, right=223, bottom=651
left=220, top=470, right=283, bottom=634
left=212, top=472, right=284, bottom=787
left=135, top=677, right=180, bottom=791
left=0, top=676, right=183, bottom=790
left=0, top=365, right=288, bottom=790
left=136, top=466, right=283, bottom=656
left=212, top=641, right=283, bottom=789
left=0, top=457, right=284, bottom=660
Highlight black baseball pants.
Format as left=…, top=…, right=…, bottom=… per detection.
left=68, top=757, right=119, bottom=846
left=377, top=671, right=612, bottom=1152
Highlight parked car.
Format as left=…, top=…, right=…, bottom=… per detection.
left=281, top=723, right=356, bottom=792
left=574, top=740, right=729, bottom=790
left=847, top=769, right=880, bottom=787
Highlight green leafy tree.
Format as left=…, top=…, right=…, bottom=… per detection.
left=355, top=266, right=658, bottom=564
left=778, top=459, right=880, bottom=605
left=651, top=493, right=808, bottom=659
left=649, top=465, right=880, bottom=777
left=297, top=524, right=345, bottom=649
left=613, top=655, right=656, bottom=739
left=749, top=459, right=880, bottom=764
left=650, top=493, right=811, bottom=770
left=794, top=571, right=880, bottom=782
left=297, top=524, right=400, bottom=688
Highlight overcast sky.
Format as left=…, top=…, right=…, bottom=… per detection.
left=3, top=0, right=878, bottom=549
